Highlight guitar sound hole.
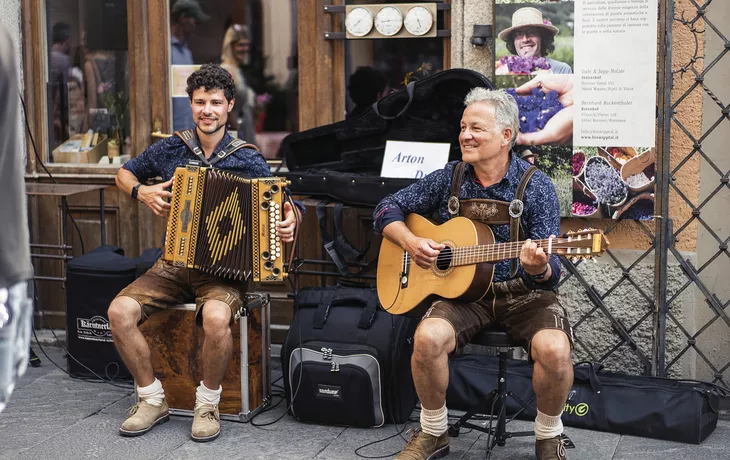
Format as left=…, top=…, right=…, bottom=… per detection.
left=435, top=247, right=453, bottom=271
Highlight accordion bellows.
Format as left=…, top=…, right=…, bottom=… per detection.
left=163, top=164, right=289, bottom=282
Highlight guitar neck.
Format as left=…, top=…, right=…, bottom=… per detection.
left=452, top=239, right=555, bottom=266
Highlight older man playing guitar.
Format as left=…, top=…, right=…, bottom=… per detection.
left=373, top=88, right=575, bottom=460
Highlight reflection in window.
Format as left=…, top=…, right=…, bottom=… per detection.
left=344, top=0, right=445, bottom=119
left=46, top=0, right=130, bottom=165
left=169, top=0, right=298, bottom=159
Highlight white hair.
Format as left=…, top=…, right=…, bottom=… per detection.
left=463, top=87, right=520, bottom=146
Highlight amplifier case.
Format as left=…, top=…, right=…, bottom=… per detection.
left=139, top=292, right=271, bottom=422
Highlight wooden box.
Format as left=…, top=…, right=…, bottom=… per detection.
left=139, top=292, right=271, bottom=422
left=52, top=134, right=108, bottom=164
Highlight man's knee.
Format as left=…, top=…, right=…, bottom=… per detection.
left=414, top=318, right=456, bottom=359
left=201, top=301, right=232, bottom=336
left=531, top=329, right=572, bottom=371
left=108, top=297, right=142, bottom=331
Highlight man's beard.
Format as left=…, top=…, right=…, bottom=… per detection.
left=196, top=117, right=225, bottom=135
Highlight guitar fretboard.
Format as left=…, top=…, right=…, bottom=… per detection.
left=451, top=238, right=556, bottom=266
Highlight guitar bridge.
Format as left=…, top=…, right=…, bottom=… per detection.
left=401, top=253, right=410, bottom=288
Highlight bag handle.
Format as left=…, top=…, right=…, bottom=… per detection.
left=573, top=361, right=610, bottom=431
left=311, top=291, right=378, bottom=330
left=372, top=82, right=415, bottom=120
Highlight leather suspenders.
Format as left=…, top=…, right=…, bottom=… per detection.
left=173, top=129, right=259, bottom=167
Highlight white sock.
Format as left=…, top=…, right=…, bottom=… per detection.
left=420, top=404, right=448, bottom=437
left=195, top=381, right=222, bottom=410
left=137, top=378, right=165, bottom=407
left=535, top=409, right=564, bottom=440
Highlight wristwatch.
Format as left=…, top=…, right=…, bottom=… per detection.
left=526, top=264, right=549, bottom=281
left=131, top=183, right=143, bottom=201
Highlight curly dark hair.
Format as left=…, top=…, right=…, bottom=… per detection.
left=185, top=63, right=236, bottom=102
left=505, top=29, right=556, bottom=57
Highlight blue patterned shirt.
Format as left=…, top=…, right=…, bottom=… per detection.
left=123, top=130, right=271, bottom=183
left=373, top=154, right=561, bottom=290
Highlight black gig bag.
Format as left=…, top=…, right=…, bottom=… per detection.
left=446, top=355, right=727, bottom=444
left=281, top=282, right=418, bottom=427
left=282, top=69, right=494, bottom=207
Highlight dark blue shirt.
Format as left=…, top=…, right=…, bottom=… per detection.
left=123, top=130, right=271, bottom=183
left=373, top=154, right=561, bottom=290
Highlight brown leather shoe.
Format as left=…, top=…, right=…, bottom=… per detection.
left=535, top=435, right=567, bottom=460
left=191, top=404, right=220, bottom=442
left=119, top=400, right=170, bottom=437
left=395, top=428, right=450, bottom=460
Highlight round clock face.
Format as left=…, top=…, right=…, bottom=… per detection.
left=345, top=7, right=373, bottom=37
left=404, top=6, right=434, bottom=36
left=374, top=6, right=403, bottom=37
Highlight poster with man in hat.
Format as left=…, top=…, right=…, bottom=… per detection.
left=496, top=5, right=573, bottom=76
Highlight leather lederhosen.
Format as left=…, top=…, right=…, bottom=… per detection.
left=446, top=161, right=538, bottom=278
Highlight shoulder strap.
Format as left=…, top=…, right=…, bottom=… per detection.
left=509, top=165, right=539, bottom=277
left=174, top=130, right=259, bottom=167
left=448, top=162, right=467, bottom=217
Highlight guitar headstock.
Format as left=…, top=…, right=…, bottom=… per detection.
left=551, top=229, right=610, bottom=260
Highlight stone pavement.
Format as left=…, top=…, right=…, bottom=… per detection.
left=1, top=345, right=728, bottom=460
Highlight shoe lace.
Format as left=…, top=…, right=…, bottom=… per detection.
left=127, top=404, right=139, bottom=415
left=199, top=406, right=219, bottom=422
left=404, top=428, right=421, bottom=445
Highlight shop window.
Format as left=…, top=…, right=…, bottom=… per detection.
left=45, top=0, right=130, bottom=166
left=344, top=0, right=445, bottom=119
left=168, top=0, right=298, bottom=159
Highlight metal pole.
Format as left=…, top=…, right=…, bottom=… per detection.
left=100, top=189, right=106, bottom=246
left=653, top=0, right=674, bottom=378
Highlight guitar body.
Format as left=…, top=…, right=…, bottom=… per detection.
left=377, top=214, right=496, bottom=316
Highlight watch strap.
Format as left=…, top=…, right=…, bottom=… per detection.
left=526, top=264, right=549, bottom=280
left=131, top=183, right=143, bottom=200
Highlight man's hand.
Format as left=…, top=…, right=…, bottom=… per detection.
left=520, top=237, right=553, bottom=278
left=405, top=236, right=445, bottom=269
left=516, top=106, right=574, bottom=146
left=138, top=178, right=173, bottom=217
left=514, top=74, right=574, bottom=147
left=276, top=201, right=298, bottom=243
left=515, top=74, right=574, bottom=106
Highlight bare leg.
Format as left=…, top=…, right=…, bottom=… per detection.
left=108, top=297, right=154, bottom=387
left=200, top=300, right=233, bottom=390
left=411, top=318, right=457, bottom=410
left=531, top=329, right=573, bottom=415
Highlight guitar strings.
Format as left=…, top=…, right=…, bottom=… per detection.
left=400, top=236, right=593, bottom=264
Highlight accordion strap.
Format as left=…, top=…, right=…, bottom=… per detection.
left=174, top=129, right=260, bottom=167
left=285, top=194, right=302, bottom=276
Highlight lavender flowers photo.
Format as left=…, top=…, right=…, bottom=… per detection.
left=584, top=158, right=627, bottom=206
left=505, top=87, right=564, bottom=133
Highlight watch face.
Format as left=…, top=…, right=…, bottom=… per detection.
left=404, top=6, right=434, bottom=36
left=374, top=6, right=403, bottom=37
left=345, top=7, right=373, bottom=37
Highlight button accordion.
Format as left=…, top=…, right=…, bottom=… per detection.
left=163, top=163, right=291, bottom=282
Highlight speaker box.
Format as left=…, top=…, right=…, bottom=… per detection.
left=65, top=245, right=136, bottom=380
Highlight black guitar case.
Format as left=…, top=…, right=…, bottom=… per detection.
left=282, top=68, right=495, bottom=207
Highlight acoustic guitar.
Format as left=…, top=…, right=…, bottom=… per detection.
left=376, top=214, right=609, bottom=316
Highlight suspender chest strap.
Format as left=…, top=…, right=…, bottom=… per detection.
left=173, top=129, right=260, bottom=167
left=509, top=165, right=538, bottom=277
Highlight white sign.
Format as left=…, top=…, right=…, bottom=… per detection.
left=573, top=0, right=658, bottom=147
left=170, top=65, right=202, bottom=97
left=380, top=141, right=450, bottom=179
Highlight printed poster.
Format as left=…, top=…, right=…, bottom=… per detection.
left=494, top=0, right=658, bottom=221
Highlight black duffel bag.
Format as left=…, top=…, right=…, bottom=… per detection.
left=446, top=354, right=728, bottom=444
left=281, top=281, right=418, bottom=427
